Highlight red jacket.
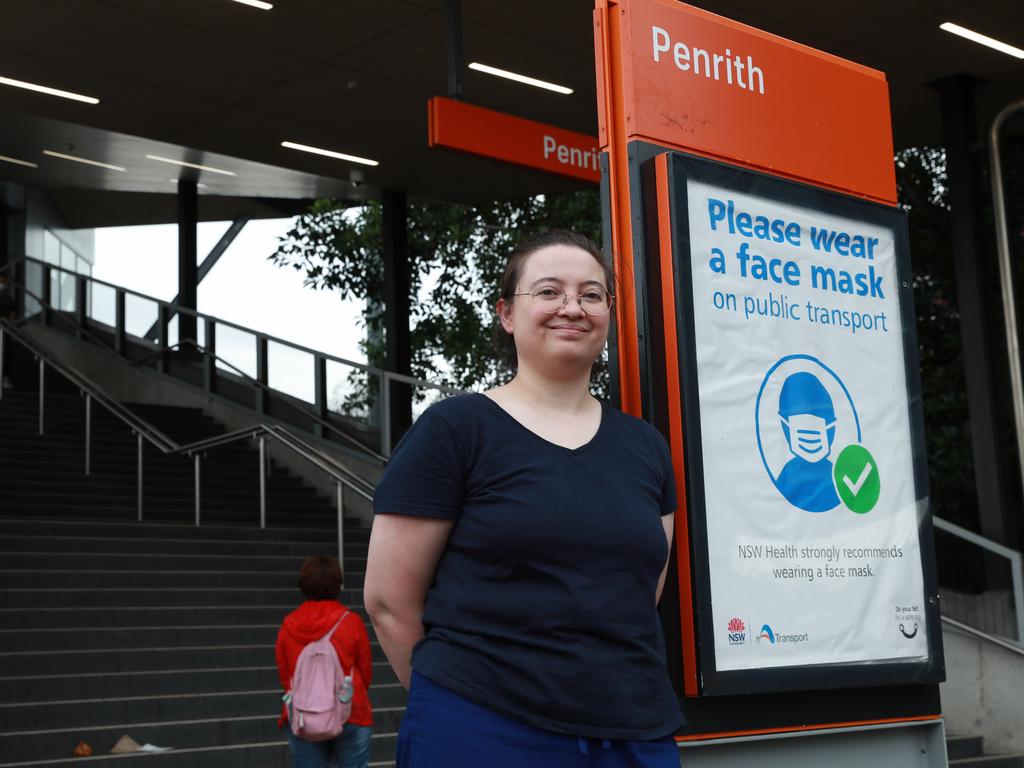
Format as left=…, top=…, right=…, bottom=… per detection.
left=275, top=600, right=373, bottom=727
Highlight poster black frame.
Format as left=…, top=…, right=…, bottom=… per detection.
left=653, top=149, right=945, bottom=697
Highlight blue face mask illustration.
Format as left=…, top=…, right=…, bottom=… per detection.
left=780, top=413, right=836, bottom=462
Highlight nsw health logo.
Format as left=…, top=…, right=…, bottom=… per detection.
left=757, top=624, right=776, bottom=644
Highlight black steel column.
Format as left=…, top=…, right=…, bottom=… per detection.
left=177, top=179, right=198, bottom=347
left=445, top=0, right=463, bottom=100
left=382, top=190, right=412, bottom=447
left=936, top=75, right=1014, bottom=546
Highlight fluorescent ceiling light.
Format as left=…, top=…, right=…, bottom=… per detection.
left=940, top=22, right=1024, bottom=59
left=0, top=75, right=99, bottom=104
left=231, top=0, right=273, bottom=9
left=43, top=150, right=125, bottom=172
left=0, top=154, right=38, bottom=168
left=146, top=154, right=236, bottom=176
left=468, top=62, right=573, bottom=95
left=280, top=141, right=379, bottom=167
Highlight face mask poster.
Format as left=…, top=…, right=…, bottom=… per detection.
left=663, top=154, right=939, bottom=690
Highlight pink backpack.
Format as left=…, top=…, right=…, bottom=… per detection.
left=284, top=612, right=354, bottom=741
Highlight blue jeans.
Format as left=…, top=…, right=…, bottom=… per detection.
left=398, top=672, right=678, bottom=768
left=287, top=723, right=372, bottom=768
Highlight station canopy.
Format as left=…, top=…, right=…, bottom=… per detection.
left=0, top=0, right=1021, bottom=226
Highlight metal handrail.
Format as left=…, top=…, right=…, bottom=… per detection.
left=0, top=320, right=369, bottom=571
left=5, top=269, right=388, bottom=462
left=988, top=99, right=1024, bottom=526
left=933, top=514, right=1024, bottom=647
left=0, top=319, right=177, bottom=453
left=941, top=616, right=1024, bottom=658
left=130, top=338, right=388, bottom=463
left=4, top=255, right=465, bottom=456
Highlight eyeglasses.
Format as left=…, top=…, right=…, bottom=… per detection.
left=511, top=286, right=614, bottom=316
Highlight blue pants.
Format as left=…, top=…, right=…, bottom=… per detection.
left=397, top=672, right=679, bottom=768
left=286, top=723, right=372, bottom=768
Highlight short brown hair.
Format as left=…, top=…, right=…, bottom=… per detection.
left=493, top=230, right=612, bottom=369
left=298, top=555, right=343, bottom=600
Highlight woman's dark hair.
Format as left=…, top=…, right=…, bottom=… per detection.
left=493, top=230, right=612, bottom=369
left=298, top=555, right=343, bottom=600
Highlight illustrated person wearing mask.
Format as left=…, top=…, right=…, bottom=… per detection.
left=775, top=371, right=841, bottom=512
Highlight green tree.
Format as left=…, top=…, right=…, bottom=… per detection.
left=270, top=191, right=604, bottom=404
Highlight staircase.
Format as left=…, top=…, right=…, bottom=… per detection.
left=0, top=340, right=404, bottom=766
left=947, top=734, right=1024, bottom=768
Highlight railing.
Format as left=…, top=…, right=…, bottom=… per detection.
left=0, top=319, right=372, bottom=576
left=4, top=256, right=463, bottom=459
left=934, top=515, right=1024, bottom=647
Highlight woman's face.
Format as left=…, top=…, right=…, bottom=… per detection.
left=498, top=244, right=611, bottom=374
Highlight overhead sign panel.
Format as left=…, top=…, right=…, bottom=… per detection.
left=595, top=0, right=897, bottom=204
left=427, top=97, right=600, bottom=183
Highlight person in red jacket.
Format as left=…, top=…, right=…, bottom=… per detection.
left=276, top=555, right=373, bottom=768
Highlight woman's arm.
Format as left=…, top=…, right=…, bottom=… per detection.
left=363, top=514, right=455, bottom=690
left=353, top=615, right=373, bottom=688
left=655, top=513, right=675, bottom=605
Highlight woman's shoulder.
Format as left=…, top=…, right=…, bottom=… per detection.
left=602, top=402, right=667, bottom=441
left=419, top=393, right=493, bottom=431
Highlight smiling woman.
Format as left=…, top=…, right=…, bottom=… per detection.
left=364, top=230, right=685, bottom=768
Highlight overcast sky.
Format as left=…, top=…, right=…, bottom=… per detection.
left=93, top=218, right=367, bottom=404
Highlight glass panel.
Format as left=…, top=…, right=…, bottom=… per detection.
left=125, top=293, right=158, bottom=339
left=60, top=243, right=76, bottom=271
left=215, top=324, right=257, bottom=379
left=411, top=383, right=451, bottom=422
left=23, top=261, right=42, bottom=318
left=88, top=282, right=116, bottom=328
left=50, top=269, right=61, bottom=312
left=166, top=314, right=179, bottom=349
left=326, top=359, right=377, bottom=425
left=60, top=273, right=75, bottom=312
left=76, top=255, right=89, bottom=276
left=42, top=231, right=60, bottom=265
left=268, top=341, right=314, bottom=403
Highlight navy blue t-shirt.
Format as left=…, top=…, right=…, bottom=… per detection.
left=373, top=393, right=685, bottom=740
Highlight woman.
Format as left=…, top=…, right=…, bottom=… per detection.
left=276, top=555, right=373, bottom=768
left=365, top=230, right=683, bottom=767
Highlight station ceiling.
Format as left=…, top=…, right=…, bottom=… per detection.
left=0, top=0, right=1022, bottom=227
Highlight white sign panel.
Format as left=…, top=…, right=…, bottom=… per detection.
left=685, top=178, right=929, bottom=671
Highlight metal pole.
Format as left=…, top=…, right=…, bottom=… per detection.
left=38, top=358, right=45, bottom=435
left=194, top=454, right=201, bottom=526
left=137, top=433, right=143, bottom=521
left=381, top=371, right=392, bottom=458
left=85, top=394, right=92, bottom=476
left=1010, top=551, right=1024, bottom=646
left=259, top=436, right=267, bottom=529
left=989, top=98, right=1024, bottom=520
left=336, top=482, right=345, bottom=581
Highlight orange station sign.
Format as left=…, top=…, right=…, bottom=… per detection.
left=594, top=0, right=896, bottom=204
left=428, top=97, right=600, bottom=184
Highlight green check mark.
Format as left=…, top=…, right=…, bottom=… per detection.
left=833, top=445, right=880, bottom=514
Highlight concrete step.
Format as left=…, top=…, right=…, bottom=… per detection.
left=0, top=551, right=366, bottom=573
left=0, top=715, right=401, bottom=764
left=0, top=568, right=365, bottom=590
left=0, top=681, right=406, bottom=730
left=0, top=518, right=367, bottom=543
left=0, top=587, right=362, bottom=609
left=0, top=534, right=368, bottom=558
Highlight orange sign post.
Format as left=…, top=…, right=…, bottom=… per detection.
left=594, top=0, right=945, bottom=752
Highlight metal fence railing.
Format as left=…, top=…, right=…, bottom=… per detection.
left=934, top=515, right=1024, bottom=646
left=4, top=256, right=463, bottom=459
